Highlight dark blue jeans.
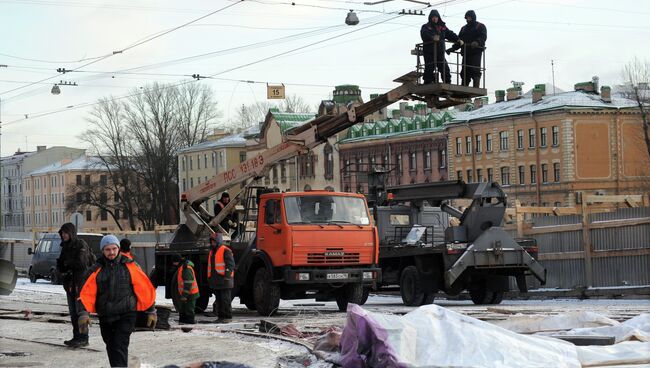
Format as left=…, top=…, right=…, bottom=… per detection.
left=66, top=290, right=88, bottom=341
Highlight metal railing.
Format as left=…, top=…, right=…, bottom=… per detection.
left=413, top=39, right=486, bottom=88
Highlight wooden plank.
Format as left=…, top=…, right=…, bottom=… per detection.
left=590, top=218, right=650, bottom=230
left=539, top=248, right=650, bottom=261
left=584, top=194, right=643, bottom=204
left=525, top=223, right=582, bottom=235
left=581, top=195, right=593, bottom=287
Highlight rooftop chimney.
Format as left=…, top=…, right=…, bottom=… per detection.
left=600, top=86, right=611, bottom=103
left=574, top=80, right=596, bottom=93
left=495, top=90, right=505, bottom=103
left=37, top=145, right=46, bottom=152
left=506, top=87, right=522, bottom=101
left=532, top=84, right=546, bottom=103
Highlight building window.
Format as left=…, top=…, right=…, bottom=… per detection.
left=281, top=161, right=287, bottom=183
left=100, top=175, right=107, bottom=186
left=204, top=154, right=208, bottom=169
left=424, top=151, right=431, bottom=170
left=528, top=128, right=536, bottom=148
left=197, top=154, right=201, bottom=170
left=456, top=137, right=462, bottom=155
left=457, top=170, right=463, bottom=181
left=554, top=163, right=560, bottom=182
left=85, top=175, right=90, bottom=186
left=190, top=178, right=194, bottom=188
left=540, top=127, right=548, bottom=147
left=181, top=157, right=186, bottom=171
left=476, top=168, right=483, bottom=182
left=552, top=126, right=559, bottom=146
left=211, top=153, right=216, bottom=168
left=486, top=133, right=493, bottom=152
left=500, top=167, right=510, bottom=185
left=475, top=135, right=482, bottom=153
left=182, top=178, right=186, bottom=191
left=518, top=165, right=525, bottom=184
left=439, top=150, right=446, bottom=168
left=554, top=201, right=562, bottom=207
left=542, top=164, right=548, bottom=183
left=76, top=175, right=82, bottom=185
left=189, top=157, right=193, bottom=170
left=101, top=210, right=108, bottom=221
left=197, top=177, right=201, bottom=185
left=409, top=152, right=417, bottom=171
left=466, top=169, right=473, bottom=183
left=465, top=136, right=472, bottom=154
left=530, top=165, right=537, bottom=184
left=487, top=168, right=494, bottom=182
left=272, top=165, right=279, bottom=184
left=86, top=210, right=92, bottom=221
left=517, top=129, right=524, bottom=149
left=499, top=131, right=508, bottom=151
left=239, top=151, right=246, bottom=163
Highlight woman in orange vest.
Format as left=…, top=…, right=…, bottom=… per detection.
left=207, top=232, right=235, bottom=323
left=172, top=254, right=200, bottom=324
left=78, top=235, right=157, bottom=368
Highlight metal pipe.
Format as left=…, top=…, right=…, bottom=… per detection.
left=441, top=202, right=464, bottom=218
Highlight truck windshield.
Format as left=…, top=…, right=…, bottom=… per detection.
left=284, top=195, right=370, bottom=225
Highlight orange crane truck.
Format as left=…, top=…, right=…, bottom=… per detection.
left=151, top=69, right=488, bottom=316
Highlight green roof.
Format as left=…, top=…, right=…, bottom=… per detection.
left=339, top=111, right=455, bottom=144
left=271, top=111, right=317, bottom=133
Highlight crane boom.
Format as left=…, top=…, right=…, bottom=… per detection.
left=180, top=72, right=487, bottom=236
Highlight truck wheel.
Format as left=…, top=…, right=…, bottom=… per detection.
left=469, top=278, right=506, bottom=305
left=360, top=287, right=370, bottom=306
left=29, top=268, right=37, bottom=283
left=335, top=283, right=364, bottom=311
left=50, top=270, right=61, bottom=285
left=491, top=291, right=504, bottom=305
left=400, top=266, right=425, bottom=306
left=253, top=268, right=280, bottom=316
left=239, top=288, right=257, bottom=311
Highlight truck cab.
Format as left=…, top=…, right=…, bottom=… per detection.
left=236, top=190, right=380, bottom=315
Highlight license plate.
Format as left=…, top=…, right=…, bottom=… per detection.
left=327, top=273, right=348, bottom=280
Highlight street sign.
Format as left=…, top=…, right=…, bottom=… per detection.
left=70, top=212, right=84, bottom=230
left=267, top=84, right=285, bottom=99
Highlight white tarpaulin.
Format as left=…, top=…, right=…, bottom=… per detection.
left=493, top=311, right=619, bottom=334
left=339, top=304, right=650, bottom=368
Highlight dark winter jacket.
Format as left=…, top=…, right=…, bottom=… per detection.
left=214, top=200, right=236, bottom=232
left=207, top=245, right=235, bottom=290
left=81, top=254, right=155, bottom=322
left=56, top=223, right=94, bottom=294
left=420, top=10, right=459, bottom=58
left=455, top=10, right=487, bottom=56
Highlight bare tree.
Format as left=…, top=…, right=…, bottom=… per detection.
left=77, top=82, right=220, bottom=229
left=177, top=83, right=220, bottom=147
left=281, top=94, right=311, bottom=113
left=621, top=57, right=650, bottom=159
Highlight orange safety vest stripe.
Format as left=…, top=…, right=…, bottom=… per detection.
left=207, top=246, right=233, bottom=278
left=177, top=264, right=199, bottom=296
left=78, top=261, right=156, bottom=313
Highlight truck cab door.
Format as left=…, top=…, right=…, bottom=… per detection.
left=259, top=199, right=285, bottom=265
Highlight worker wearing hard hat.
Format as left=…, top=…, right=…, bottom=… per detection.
left=207, top=232, right=235, bottom=323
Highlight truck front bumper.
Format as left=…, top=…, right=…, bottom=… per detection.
left=283, top=266, right=381, bottom=285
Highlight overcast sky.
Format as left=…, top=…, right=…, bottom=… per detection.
left=1, top=0, right=649, bottom=156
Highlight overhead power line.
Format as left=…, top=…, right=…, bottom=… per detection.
left=0, top=1, right=243, bottom=98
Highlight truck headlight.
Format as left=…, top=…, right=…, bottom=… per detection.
left=363, top=272, right=374, bottom=279
left=297, top=273, right=310, bottom=281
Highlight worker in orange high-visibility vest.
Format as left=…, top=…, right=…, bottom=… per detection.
left=78, top=235, right=157, bottom=368
left=207, top=232, right=235, bottom=323
left=172, top=254, right=200, bottom=324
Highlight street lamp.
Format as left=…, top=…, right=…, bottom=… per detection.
left=345, top=10, right=359, bottom=25
left=51, top=80, right=77, bottom=95
left=51, top=84, right=61, bottom=95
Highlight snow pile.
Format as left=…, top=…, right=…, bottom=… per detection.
left=493, top=311, right=619, bottom=333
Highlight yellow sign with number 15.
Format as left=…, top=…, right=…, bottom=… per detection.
left=267, top=84, right=285, bottom=99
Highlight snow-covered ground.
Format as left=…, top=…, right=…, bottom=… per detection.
left=2, top=278, right=649, bottom=367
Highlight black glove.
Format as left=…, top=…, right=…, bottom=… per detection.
left=445, top=47, right=454, bottom=55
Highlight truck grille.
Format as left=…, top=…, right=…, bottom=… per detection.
left=307, top=250, right=360, bottom=264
